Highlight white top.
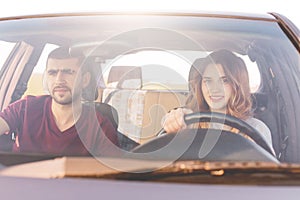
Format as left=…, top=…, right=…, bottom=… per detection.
left=245, top=117, right=275, bottom=155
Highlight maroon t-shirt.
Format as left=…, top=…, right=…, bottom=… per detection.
left=0, top=95, right=120, bottom=156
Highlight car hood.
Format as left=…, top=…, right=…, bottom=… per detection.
left=1, top=155, right=300, bottom=185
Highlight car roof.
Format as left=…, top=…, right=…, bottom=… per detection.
left=0, top=11, right=283, bottom=58
left=0, top=10, right=276, bottom=21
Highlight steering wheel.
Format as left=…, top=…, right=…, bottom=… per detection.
left=133, top=112, right=274, bottom=158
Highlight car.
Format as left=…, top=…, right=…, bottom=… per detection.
left=0, top=10, right=300, bottom=199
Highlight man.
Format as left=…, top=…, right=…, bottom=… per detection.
left=0, top=47, right=119, bottom=156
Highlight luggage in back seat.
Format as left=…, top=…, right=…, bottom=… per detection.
left=103, top=88, right=187, bottom=144
left=102, top=66, right=187, bottom=144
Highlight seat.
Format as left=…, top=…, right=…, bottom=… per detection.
left=107, top=66, right=142, bottom=89
left=84, top=102, right=140, bottom=151
left=251, top=92, right=279, bottom=157
left=102, top=66, right=144, bottom=143
left=188, top=58, right=205, bottom=87
left=0, top=134, right=14, bottom=152
left=92, top=102, right=119, bottom=130
left=103, top=66, right=142, bottom=104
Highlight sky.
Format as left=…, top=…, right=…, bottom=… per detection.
left=0, top=0, right=299, bottom=29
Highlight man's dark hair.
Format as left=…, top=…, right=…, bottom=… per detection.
left=47, top=46, right=85, bottom=66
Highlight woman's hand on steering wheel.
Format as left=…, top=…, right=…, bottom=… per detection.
left=158, top=111, right=274, bottom=155
left=161, top=108, right=193, bottom=134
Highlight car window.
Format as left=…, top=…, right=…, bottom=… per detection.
left=102, top=50, right=190, bottom=91
left=23, top=44, right=58, bottom=96
left=99, top=51, right=261, bottom=92
left=0, top=41, right=16, bottom=71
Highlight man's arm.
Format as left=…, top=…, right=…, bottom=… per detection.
left=0, top=117, right=10, bottom=136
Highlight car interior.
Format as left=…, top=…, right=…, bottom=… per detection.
left=0, top=14, right=299, bottom=163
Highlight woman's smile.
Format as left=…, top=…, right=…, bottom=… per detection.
left=209, top=95, right=225, bottom=102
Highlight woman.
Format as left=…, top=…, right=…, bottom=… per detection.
left=162, top=49, right=275, bottom=155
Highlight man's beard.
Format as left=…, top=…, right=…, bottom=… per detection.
left=52, top=91, right=81, bottom=105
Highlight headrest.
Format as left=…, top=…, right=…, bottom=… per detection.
left=251, top=92, right=268, bottom=112
left=107, top=66, right=142, bottom=89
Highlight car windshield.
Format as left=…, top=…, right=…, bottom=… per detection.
left=0, top=13, right=300, bottom=180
